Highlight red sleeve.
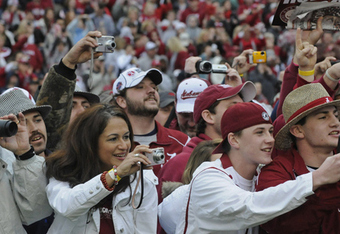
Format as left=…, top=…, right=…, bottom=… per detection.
left=174, top=51, right=190, bottom=70
left=257, top=153, right=340, bottom=233
left=313, top=75, right=338, bottom=98
left=276, top=61, right=299, bottom=117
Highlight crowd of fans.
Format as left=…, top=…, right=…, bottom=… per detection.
left=0, top=0, right=330, bottom=108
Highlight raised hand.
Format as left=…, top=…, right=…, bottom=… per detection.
left=301, top=17, right=324, bottom=45
left=231, top=49, right=257, bottom=75
left=116, top=145, right=153, bottom=178
left=295, top=28, right=318, bottom=71
left=62, top=31, right=104, bottom=69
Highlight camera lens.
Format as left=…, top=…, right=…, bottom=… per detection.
left=0, top=120, right=18, bottom=137
left=105, top=40, right=116, bottom=50
left=199, top=61, right=212, bottom=73
left=153, top=152, right=165, bottom=162
left=261, top=51, right=265, bottom=55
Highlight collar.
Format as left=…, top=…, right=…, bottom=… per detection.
left=220, top=153, right=233, bottom=169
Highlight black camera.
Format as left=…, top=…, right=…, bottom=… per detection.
left=0, top=120, right=18, bottom=137
left=195, top=61, right=228, bottom=74
left=95, top=36, right=116, bottom=53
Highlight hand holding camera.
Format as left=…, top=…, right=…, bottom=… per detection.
left=62, top=31, right=106, bottom=69
left=116, top=145, right=157, bottom=178
left=0, top=113, right=30, bottom=156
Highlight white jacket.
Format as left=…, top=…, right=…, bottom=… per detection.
left=46, top=170, right=158, bottom=234
left=176, top=159, right=314, bottom=234
left=0, top=147, right=53, bottom=234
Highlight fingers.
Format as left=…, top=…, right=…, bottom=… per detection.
left=316, top=16, right=324, bottom=33
left=296, top=28, right=303, bottom=50
left=240, top=49, right=254, bottom=57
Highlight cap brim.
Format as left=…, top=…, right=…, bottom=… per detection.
left=128, top=68, right=163, bottom=88
left=160, top=98, right=175, bottom=108
left=74, top=91, right=100, bottom=104
left=218, top=81, right=256, bottom=102
left=23, top=105, right=52, bottom=120
left=275, top=100, right=340, bottom=150
left=176, top=102, right=194, bottom=113
left=145, top=68, right=163, bottom=85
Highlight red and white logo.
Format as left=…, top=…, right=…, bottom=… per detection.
left=127, top=71, right=135, bottom=76
left=181, top=89, right=201, bottom=100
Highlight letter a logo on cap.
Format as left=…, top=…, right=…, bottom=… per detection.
left=262, top=112, right=269, bottom=121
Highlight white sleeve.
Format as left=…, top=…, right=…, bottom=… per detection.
left=189, top=168, right=313, bottom=231
left=12, top=154, right=53, bottom=225
left=46, top=174, right=112, bottom=221
left=158, top=185, right=188, bottom=234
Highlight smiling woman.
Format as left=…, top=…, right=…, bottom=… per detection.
left=45, top=104, right=158, bottom=234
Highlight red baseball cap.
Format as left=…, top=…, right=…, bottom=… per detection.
left=193, top=81, right=256, bottom=123
left=213, top=102, right=272, bottom=154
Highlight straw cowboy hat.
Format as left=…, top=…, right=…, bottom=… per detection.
left=0, top=89, right=51, bottom=119
left=275, top=83, right=340, bottom=150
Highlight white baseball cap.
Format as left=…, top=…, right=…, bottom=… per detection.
left=112, top=67, right=163, bottom=95
left=176, top=77, right=209, bottom=113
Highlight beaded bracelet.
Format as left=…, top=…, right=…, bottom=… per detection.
left=100, top=171, right=115, bottom=191
left=325, top=69, right=339, bottom=82
left=108, top=165, right=122, bottom=185
left=298, top=69, right=315, bottom=76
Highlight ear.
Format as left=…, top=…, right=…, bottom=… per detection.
left=201, top=110, right=214, bottom=125
left=115, top=96, right=127, bottom=109
left=228, top=132, right=240, bottom=150
left=289, top=125, right=305, bottom=139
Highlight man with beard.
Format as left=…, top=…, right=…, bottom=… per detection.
left=112, top=67, right=190, bottom=176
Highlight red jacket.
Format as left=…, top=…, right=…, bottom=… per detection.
left=135, top=121, right=190, bottom=177
left=256, top=149, right=340, bottom=234
left=156, top=133, right=211, bottom=204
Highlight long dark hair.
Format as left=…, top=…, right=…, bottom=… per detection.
left=45, top=104, right=135, bottom=196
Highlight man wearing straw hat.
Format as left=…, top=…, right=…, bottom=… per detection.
left=0, top=89, right=53, bottom=233
left=256, top=83, right=340, bottom=233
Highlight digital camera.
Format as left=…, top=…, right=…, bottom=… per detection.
left=249, top=51, right=267, bottom=64
left=95, top=36, right=116, bottom=53
left=0, top=120, right=18, bottom=137
left=145, top=147, right=165, bottom=166
left=196, top=61, right=228, bottom=74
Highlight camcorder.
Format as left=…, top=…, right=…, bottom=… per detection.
left=195, top=61, right=228, bottom=74
left=145, top=147, right=165, bottom=166
left=95, top=36, right=116, bottom=53
left=0, top=120, right=18, bottom=137
left=249, top=51, right=267, bottom=64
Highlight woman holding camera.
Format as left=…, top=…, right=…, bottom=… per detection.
left=45, top=104, right=158, bottom=234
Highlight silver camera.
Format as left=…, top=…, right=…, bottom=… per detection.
left=95, top=36, right=116, bottom=53
left=145, top=147, right=165, bottom=166
left=196, top=61, right=228, bottom=74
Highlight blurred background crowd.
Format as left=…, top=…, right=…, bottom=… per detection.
left=0, top=0, right=339, bottom=109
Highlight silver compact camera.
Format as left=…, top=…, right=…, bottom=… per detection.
left=95, top=36, right=116, bottom=53
left=145, top=147, right=165, bottom=166
left=196, top=61, right=228, bottom=74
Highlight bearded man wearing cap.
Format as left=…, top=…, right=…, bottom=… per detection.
left=256, top=83, right=340, bottom=233
left=0, top=89, right=53, bottom=233
left=172, top=102, right=340, bottom=233
left=112, top=67, right=190, bottom=176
